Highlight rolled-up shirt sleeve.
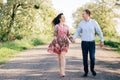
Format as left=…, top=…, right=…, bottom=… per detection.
left=94, top=21, right=104, bottom=42
left=73, top=23, right=82, bottom=40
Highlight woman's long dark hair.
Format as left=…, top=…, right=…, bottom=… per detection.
left=52, top=13, right=63, bottom=26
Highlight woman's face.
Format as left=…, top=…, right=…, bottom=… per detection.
left=60, top=15, right=65, bottom=23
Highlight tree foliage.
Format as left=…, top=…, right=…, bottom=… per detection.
left=72, top=3, right=120, bottom=37
left=0, top=0, right=56, bottom=41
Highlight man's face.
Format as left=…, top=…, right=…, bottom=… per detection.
left=82, top=11, right=89, bottom=20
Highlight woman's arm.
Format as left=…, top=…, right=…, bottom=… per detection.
left=54, top=25, right=58, bottom=39
left=67, top=28, right=75, bottom=43
left=53, top=25, right=60, bottom=48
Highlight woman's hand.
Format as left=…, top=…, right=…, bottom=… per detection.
left=55, top=44, right=60, bottom=49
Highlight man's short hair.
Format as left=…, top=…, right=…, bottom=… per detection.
left=83, top=9, right=91, bottom=16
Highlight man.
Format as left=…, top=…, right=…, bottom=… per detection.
left=73, top=9, right=104, bottom=77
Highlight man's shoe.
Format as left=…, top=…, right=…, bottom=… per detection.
left=92, top=71, right=96, bottom=76
left=82, top=73, right=88, bottom=77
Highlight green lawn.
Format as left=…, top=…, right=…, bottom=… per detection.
left=0, top=34, right=52, bottom=64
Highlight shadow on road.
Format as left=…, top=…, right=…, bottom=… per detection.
left=0, top=44, right=120, bottom=80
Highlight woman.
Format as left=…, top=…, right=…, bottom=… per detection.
left=48, top=13, right=74, bottom=77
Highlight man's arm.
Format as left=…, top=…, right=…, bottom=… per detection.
left=73, top=23, right=82, bottom=40
left=94, top=20, right=104, bottom=47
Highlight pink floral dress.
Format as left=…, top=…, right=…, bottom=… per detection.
left=48, top=24, right=73, bottom=54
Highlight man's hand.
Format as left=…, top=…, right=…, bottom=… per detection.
left=99, top=42, right=104, bottom=47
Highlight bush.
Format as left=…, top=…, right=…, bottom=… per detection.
left=96, top=35, right=120, bottom=53
left=104, top=41, right=120, bottom=48
left=32, top=38, right=44, bottom=46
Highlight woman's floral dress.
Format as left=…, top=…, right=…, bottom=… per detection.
left=48, top=24, right=73, bottom=54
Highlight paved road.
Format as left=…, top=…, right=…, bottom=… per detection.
left=0, top=40, right=120, bottom=80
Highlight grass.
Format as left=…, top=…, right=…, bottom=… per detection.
left=1, top=34, right=119, bottom=65
left=0, top=34, right=52, bottom=64
left=96, top=36, right=120, bottom=53
left=0, top=48, right=17, bottom=64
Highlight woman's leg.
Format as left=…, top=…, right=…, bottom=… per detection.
left=60, top=52, right=66, bottom=75
left=58, top=54, right=61, bottom=74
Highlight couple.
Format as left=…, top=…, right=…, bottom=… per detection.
left=48, top=9, right=104, bottom=77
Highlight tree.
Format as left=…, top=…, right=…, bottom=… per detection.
left=0, top=0, right=56, bottom=41
left=94, top=0, right=120, bottom=8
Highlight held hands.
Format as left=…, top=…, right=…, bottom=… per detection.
left=54, top=36, right=57, bottom=40
left=71, top=40, right=75, bottom=43
left=99, top=42, right=104, bottom=48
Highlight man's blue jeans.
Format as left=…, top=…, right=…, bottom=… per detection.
left=81, top=41, right=95, bottom=73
